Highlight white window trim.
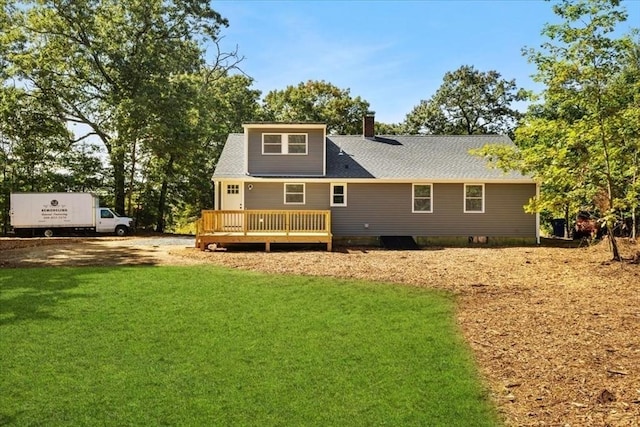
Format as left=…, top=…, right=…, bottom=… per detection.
left=262, top=133, right=308, bottom=155
left=284, top=183, right=305, bottom=205
left=262, top=134, right=282, bottom=155
left=412, top=183, right=433, bottom=213
left=330, top=183, right=347, bottom=207
left=464, top=183, right=485, bottom=213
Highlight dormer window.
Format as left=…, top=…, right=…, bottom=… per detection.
left=262, top=133, right=308, bottom=155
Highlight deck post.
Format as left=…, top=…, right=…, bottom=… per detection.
left=242, top=211, right=247, bottom=235
left=265, top=241, right=271, bottom=252
left=285, top=211, right=290, bottom=236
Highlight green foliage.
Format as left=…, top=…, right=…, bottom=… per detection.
left=478, top=0, right=639, bottom=257
left=404, top=65, right=526, bottom=136
left=132, top=72, right=262, bottom=231
left=0, top=266, right=499, bottom=426
left=2, top=0, right=236, bottom=217
left=375, top=121, right=406, bottom=135
left=262, top=80, right=371, bottom=135
left=0, top=85, right=106, bottom=233
left=2, top=0, right=264, bottom=231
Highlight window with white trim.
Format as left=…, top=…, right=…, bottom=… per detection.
left=263, top=134, right=282, bottom=154
left=284, top=183, right=305, bottom=204
left=331, top=183, right=347, bottom=207
left=227, top=184, right=240, bottom=194
left=287, top=134, right=307, bottom=154
left=412, top=184, right=432, bottom=213
left=464, top=184, right=484, bottom=213
left=262, top=133, right=308, bottom=155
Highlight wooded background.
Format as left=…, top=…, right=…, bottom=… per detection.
left=1, top=0, right=638, bottom=254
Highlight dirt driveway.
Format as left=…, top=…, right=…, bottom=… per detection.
left=1, top=236, right=639, bottom=426
left=0, top=235, right=196, bottom=267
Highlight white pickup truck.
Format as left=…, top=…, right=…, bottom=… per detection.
left=10, top=192, right=134, bottom=237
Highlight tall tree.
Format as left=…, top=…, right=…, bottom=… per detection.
left=476, top=0, right=638, bottom=260
left=133, top=72, right=261, bottom=232
left=262, top=80, right=370, bottom=135
left=404, top=65, right=526, bottom=136
left=181, top=73, right=261, bottom=213
left=375, top=122, right=405, bottom=135
left=0, top=85, right=105, bottom=234
left=3, top=0, right=239, bottom=215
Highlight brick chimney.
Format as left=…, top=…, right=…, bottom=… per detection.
left=363, top=111, right=375, bottom=138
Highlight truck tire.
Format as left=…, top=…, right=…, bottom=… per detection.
left=115, top=225, right=128, bottom=237
left=43, top=229, right=54, bottom=238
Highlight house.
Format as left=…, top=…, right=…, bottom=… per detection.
left=196, top=113, right=539, bottom=251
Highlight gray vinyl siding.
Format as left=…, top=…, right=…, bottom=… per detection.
left=331, top=183, right=536, bottom=237
left=244, top=182, right=329, bottom=210
left=247, top=128, right=324, bottom=176
left=241, top=181, right=535, bottom=237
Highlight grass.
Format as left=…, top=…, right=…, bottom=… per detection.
left=0, top=266, right=499, bottom=426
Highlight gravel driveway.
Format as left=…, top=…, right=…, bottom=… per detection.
left=104, top=235, right=195, bottom=247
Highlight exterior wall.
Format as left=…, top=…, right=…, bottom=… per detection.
left=244, top=182, right=329, bottom=210
left=330, top=183, right=536, bottom=237
left=247, top=128, right=325, bottom=176
left=236, top=180, right=536, bottom=237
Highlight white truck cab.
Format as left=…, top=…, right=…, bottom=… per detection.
left=97, top=208, right=131, bottom=236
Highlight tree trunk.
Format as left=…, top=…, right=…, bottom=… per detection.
left=126, top=138, right=137, bottom=217
left=155, top=156, right=174, bottom=233
left=111, top=150, right=126, bottom=215
left=608, top=224, right=621, bottom=261
left=156, top=179, right=168, bottom=233
left=1, top=167, right=7, bottom=236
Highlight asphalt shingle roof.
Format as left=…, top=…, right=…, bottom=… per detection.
left=212, top=134, right=244, bottom=178
left=213, top=133, right=531, bottom=181
left=327, top=135, right=528, bottom=180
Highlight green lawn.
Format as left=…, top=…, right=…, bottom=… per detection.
left=0, top=266, right=499, bottom=426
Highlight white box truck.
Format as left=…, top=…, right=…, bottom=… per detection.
left=9, top=192, right=134, bottom=237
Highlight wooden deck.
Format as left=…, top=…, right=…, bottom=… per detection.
left=195, top=210, right=332, bottom=251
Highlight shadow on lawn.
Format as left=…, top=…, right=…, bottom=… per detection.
left=0, top=240, right=167, bottom=325
left=0, top=268, right=95, bottom=326
left=0, top=241, right=161, bottom=268
left=0, top=241, right=164, bottom=325
left=0, top=413, right=16, bottom=426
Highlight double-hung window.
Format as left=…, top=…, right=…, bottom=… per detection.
left=263, top=133, right=308, bottom=155
left=263, top=135, right=282, bottom=154
left=284, top=183, right=305, bottom=204
left=412, top=184, right=433, bottom=213
left=287, top=134, right=307, bottom=154
left=464, top=184, right=485, bottom=213
left=331, top=183, right=347, bottom=207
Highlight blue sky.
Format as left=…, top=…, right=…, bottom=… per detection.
left=211, top=0, right=640, bottom=124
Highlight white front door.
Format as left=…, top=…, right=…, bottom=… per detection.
left=222, top=182, right=243, bottom=230
left=222, top=182, right=243, bottom=210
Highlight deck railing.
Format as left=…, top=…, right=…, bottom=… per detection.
left=197, top=210, right=331, bottom=235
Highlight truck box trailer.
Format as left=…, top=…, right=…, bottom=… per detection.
left=9, top=192, right=134, bottom=237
